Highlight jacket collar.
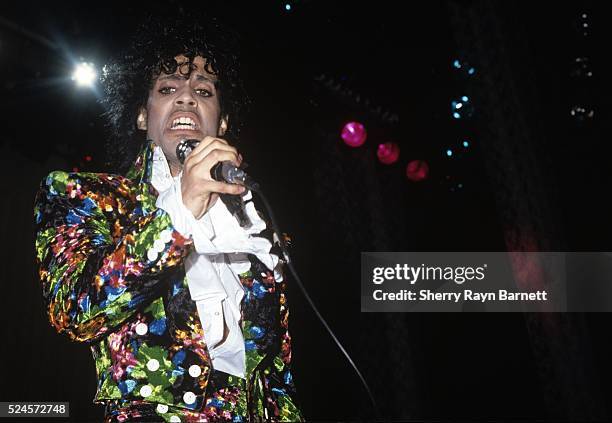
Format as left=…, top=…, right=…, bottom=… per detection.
left=124, top=140, right=159, bottom=214
left=125, top=139, right=156, bottom=185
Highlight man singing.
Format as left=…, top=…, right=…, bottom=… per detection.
left=34, top=14, right=304, bottom=422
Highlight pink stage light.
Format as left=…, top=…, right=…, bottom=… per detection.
left=406, top=160, right=429, bottom=182
left=341, top=121, right=367, bottom=147
left=377, top=142, right=400, bottom=164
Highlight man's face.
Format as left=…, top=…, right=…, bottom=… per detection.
left=138, top=55, right=226, bottom=173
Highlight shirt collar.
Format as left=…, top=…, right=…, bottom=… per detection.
left=150, top=143, right=176, bottom=193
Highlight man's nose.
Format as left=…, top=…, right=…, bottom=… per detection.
left=175, top=86, right=197, bottom=107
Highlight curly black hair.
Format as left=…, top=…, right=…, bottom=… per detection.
left=100, top=13, right=249, bottom=174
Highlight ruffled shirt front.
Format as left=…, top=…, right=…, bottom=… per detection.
left=150, top=145, right=282, bottom=378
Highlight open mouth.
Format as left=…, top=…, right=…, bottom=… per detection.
left=169, top=115, right=200, bottom=131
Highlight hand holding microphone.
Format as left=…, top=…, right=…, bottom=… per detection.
left=176, top=136, right=245, bottom=220
left=177, top=139, right=252, bottom=186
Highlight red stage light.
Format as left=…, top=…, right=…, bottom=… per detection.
left=341, top=121, right=367, bottom=147
left=406, top=160, right=429, bottom=182
left=377, top=142, right=400, bottom=164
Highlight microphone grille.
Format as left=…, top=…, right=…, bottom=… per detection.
left=176, top=139, right=200, bottom=164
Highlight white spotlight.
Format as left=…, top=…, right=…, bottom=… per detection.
left=72, top=62, right=97, bottom=87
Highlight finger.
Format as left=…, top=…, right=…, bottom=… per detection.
left=186, top=140, right=238, bottom=167
left=180, top=136, right=227, bottom=164
left=204, top=180, right=246, bottom=195
left=188, top=135, right=228, bottom=156
left=192, top=150, right=241, bottom=179
left=201, top=150, right=241, bottom=172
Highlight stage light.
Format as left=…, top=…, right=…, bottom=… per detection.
left=285, top=3, right=291, bottom=11
left=72, top=62, right=97, bottom=87
left=377, top=142, right=400, bottom=165
left=341, top=121, right=367, bottom=147
left=446, top=149, right=453, bottom=157
left=571, top=57, right=592, bottom=78
left=463, top=140, right=469, bottom=148
left=406, top=160, right=429, bottom=182
left=570, top=105, right=594, bottom=121
left=451, top=96, right=473, bottom=119
left=452, top=59, right=476, bottom=76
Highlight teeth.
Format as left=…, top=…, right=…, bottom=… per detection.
left=171, top=116, right=197, bottom=129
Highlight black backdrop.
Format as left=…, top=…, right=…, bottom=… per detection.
left=1, top=0, right=612, bottom=421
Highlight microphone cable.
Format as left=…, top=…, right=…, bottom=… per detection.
left=249, top=184, right=380, bottom=419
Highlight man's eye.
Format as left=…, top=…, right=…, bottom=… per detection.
left=158, top=86, right=176, bottom=95
left=195, top=89, right=212, bottom=97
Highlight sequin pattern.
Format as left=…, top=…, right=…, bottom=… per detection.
left=34, top=141, right=304, bottom=421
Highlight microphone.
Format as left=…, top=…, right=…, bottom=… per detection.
left=175, top=138, right=254, bottom=228
left=212, top=162, right=248, bottom=186
left=176, top=139, right=258, bottom=189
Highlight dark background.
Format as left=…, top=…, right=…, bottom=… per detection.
left=1, top=0, right=612, bottom=421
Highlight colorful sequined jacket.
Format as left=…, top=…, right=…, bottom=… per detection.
left=34, top=141, right=304, bottom=421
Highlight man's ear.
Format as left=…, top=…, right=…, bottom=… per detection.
left=218, top=115, right=228, bottom=136
left=136, top=107, right=147, bottom=130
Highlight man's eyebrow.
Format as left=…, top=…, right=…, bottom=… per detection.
left=195, top=74, right=217, bottom=83
left=157, top=74, right=218, bottom=84
left=157, top=74, right=184, bottom=81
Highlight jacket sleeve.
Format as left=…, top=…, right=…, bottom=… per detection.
left=34, top=170, right=193, bottom=343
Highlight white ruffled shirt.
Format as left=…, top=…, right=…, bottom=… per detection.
left=150, top=145, right=282, bottom=378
